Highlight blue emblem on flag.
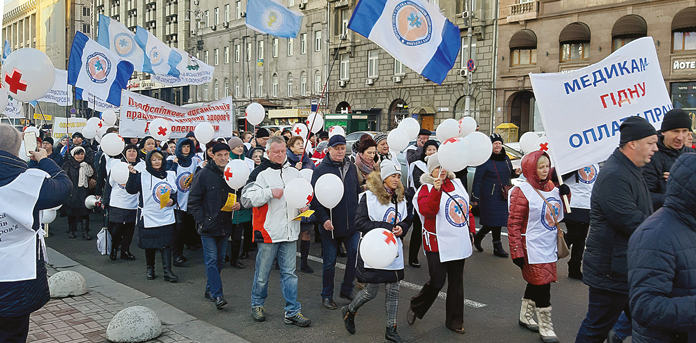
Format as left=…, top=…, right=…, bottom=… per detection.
left=392, top=1, right=432, bottom=46
left=114, top=33, right=136, bottom=57
left=85, top=52, right=111, bottom=84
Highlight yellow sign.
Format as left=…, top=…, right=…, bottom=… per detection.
left=268, top=109, right=311, bottom=119
left=159, top=190, right=171, bottom=209
left=221, top=193, right=238, bottom=212
left=293, top=210, right=315, bottom=221
left=33, top=113, right=52, bottom=121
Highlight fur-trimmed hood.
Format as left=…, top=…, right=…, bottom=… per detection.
left=420, top=170, right=456, bottom=186
left=366, top=170, right=404, bottom=205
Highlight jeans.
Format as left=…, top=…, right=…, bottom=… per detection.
left=575, top=287, right=631, bottom=343
left=251, top=241, right=301, bottom=317
left=201, top=234, right=229, bottom=298
left=321, top=231, right=359, bottom=299
left=612, top=311, right=632, bottom=340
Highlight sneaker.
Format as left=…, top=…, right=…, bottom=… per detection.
left=341, top=306, right=356, bottom=334
left=284, top=313, right=311, bottom=327
left=251, top=307, right=266, bottom=322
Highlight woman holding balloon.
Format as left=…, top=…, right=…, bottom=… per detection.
left=62, top=146, right=95, bottom=240
left=106, top=144, right=143, bottom=261
left=341, top=161, right=413, bottom=342
left=227, top=137, right=253, bottom=267
left=407, top=140, right=438, bottom=268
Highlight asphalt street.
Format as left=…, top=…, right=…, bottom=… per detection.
left=45, top=212, right=606, bottom=343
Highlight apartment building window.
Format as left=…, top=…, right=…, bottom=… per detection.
left=272, top=74, right=278, bottom=97
left=561, top=43, right=589, bottom=62
left=82, top=24, right=91, bottom=34
left=204, top=10, right=209, bottom=27
left=235, top=77, right=240, bottom=97
left=511, top=48, right=536, bottom=66
left=611, top=15, right=647, bottom=51
left=301, top=72, right=307, bottom=95
left=300, top=33, right=307, bottom=54
left=258, top=74, right=264, bottom=96
left=674, top=31, right=696, bottom=51
left=509, top=29, right=537, bottom=66
left=288, top=0, right=295, bottom=6
left=224, top=46, right=229, bottom=64
left=214, top=7, right=219, bottom=25
left=203, top=84, right=209, bottom=101
left=672, top=8, right=696, bottom=51
left=287, top=38, right=294, bottom=56
left=287, top=73, right=293, bottom=97
left=204, top=50, right=209, bottom=65
left=258, top=41, right=264, bottom=61
left=235, top=44, right=240, bottom=62
left=236, top=1, right=242, bottom=19
left=224, top=79, right=229, bottom=97
left=314, top=31, right=322, bottom=51
left=246, top=78, right=251, bottom=97
left=214, top=80, right=219, bottom=99
left=340, top=54, right=349, bottom=80
left=559, top=22, right=590, bottom=62
left=196, top=86, right=200, bottom=101
left=340, top=9, right=349, bottom=36
left=394, top=59, right=404, bottom=75
left=314, top=71, right=321, bottom=94
left=246, top=43, right=252, bottom=61
left=225, top=4, right=230, bottom=22
left=461, top=36, right=477, bottom=69
left=272, top=38, right=278, bottom=57
left=83, top=7, right=90, bottom=16
left=368, top=50, right=379, bottom=78
left=214, top=48, right=219, bottom=65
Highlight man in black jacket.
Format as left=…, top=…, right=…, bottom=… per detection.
left=575, top=116, right=658, bottom=342
left=310, top=135, right=361, bottom=310
left=188, top=143, right=234, bottom=310
left=642, top=109, right=694, bottom=210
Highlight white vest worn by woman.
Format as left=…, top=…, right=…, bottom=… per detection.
left=139, top=170, right=177, bottom=228
left=0, top=169, right=48, bottom=282
left=108, top=159, right=144, bottom=210
left=360, top=190, right=407, bottom=270
left=170, top=157, right=198, bottom=211
left=413, top=178, right=473, bottom=263
left=407, top=160, right=427, bottom=189
left=511, top=182, right=565, bottom=265
left=567, top=164, right=599, bottom=210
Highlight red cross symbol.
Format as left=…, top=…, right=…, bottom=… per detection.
left=539, top=142, right=549, bottom=151
left=224, top=168, right=233, bottom=181
left=306, top=194, right=313, bottom=204
left=330, top=127, right=335, bottom=133
left=383, top=230, right=396, bottom=245
left=294, top=126, right=302, bottom=135
left=443, top=137, right=459, bottom=145
left=158, top=126, right=167, bottom=136
left=98, top=121, right=103, bottom=129
left=5, top=68, right=27, bottom=94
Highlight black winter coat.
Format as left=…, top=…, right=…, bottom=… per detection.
left=642, top=136, right=694, bottom=210
left=583, top=148, right=653, bottom=294
left=310, top=153, right=361, bottom=238
left=62, top=156, right=94, bottom=217
left=187, top=161, right=234, bottom=237
left=628, top=153, right=696, bottom=343
left=471, top=149, right=516, bottom=227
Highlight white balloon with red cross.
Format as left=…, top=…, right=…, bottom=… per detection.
left=458, top=117, right=477, bottom=137
left=535, top=135, right=551, bottom=154
left=284, top=177, right=314, bottom=209
left=305, top=112, right=324, bottom=133
left=2, top=48, right=55, bottom=102
left=101, top=133, right=125, bottom=157
left=101, top=110, right=118, bottom=126
left=149, top=118, right=172, bottom=141
left=328, top=126, right=345, bottom=138
left=439, top=137, right=470, bottom=172
left=436, top=118, right=460, bottom=142
left=291, top=123, right=308, bottom=138
left=360, top=228, right=399, bottom=269
left=223, top=160, right=251, bottom=190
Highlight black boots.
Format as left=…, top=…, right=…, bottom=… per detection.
left=493, top=241, right=509, bottom=258
left=121, top=251, right=136, bottom=260
left=81, top=218, right=91, bottom=240
left=473, top=230, right=484, bottom=252
left=300, top=240, right=313, bottom=273
left=568, top=261, right=583, bottom=280
left=161, top=247, right=179, bottom=282
left=230, top=240, right=245, bottom=269
left=68, top=217, right=77, bottom=239
left=109, top=247, right=118, bottom=261
left=146, top=265, right=155, bottom=280
left=385, top=325, right=402, bottom=342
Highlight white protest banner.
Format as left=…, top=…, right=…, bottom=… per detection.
left=529, top=37, right=672, bottom=175
left=3, top=96, right=22, bottom=118
left=86, top=91, right=119, bottom=112
left=119, top=90, right=233, bottom=138
left=52, top=117, right=87, bottom=140
left=150, top=48, right=214, bottom=86
left=37, top=69, right=73, bottom=106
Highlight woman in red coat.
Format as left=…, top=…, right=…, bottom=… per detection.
left=508, top=150, right=570, bottom=343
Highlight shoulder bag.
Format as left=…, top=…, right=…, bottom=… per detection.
left=493, top=160, right=514, bottom=201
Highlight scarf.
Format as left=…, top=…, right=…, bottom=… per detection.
left=490, top=147, right=507, bottom=161
left=78, top=162, right=93, bottom=188
left=356, top=153, right=374, bottom=176
left=145, top=151, right=167, bottom=179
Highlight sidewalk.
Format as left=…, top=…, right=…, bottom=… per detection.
left=28, top=248, right=250, bottom=343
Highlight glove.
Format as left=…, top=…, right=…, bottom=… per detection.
left=559, top=184, right=570, bottom=197
left=513, top=257, right=525, bottom=270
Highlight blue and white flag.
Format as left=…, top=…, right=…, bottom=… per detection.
left=348, top=0, right=460, bottom=84
left=246, top=0, right=304, bottom=39
left=150, top=47, right=214, bottom=86
left=97, top=14, right=145, bottom=72
left=3, top=40, right=11, bottom=61
left=68, top=31, right=134, bottom=106
left=134, top=26, right=182, bottom=77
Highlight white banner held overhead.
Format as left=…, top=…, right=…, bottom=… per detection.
left=119, top=91, right=233, bottom=138
left=85, top=91, right=119, bottom=112
left=37, top=69, right=73, bottom=106
left=529, top=37, right=672, bottom=176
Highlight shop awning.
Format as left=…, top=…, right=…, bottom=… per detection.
left=612, top=15, right=647, bottom=37
left=509, top=29, right=537, bottom=49
left=559, top=22, right=591, bottom=43
left=672, top=7, right=696, bottom=31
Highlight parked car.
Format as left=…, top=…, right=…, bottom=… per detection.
left=261, top=125, right=292, bottom=134
left=345, top=131, right=379, bottom=157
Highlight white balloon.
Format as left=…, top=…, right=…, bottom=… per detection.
left=439, top=139, right=470, bottom=172
left=102, top=110, right=118, bottom=126
left=284, top=178, right=314, bottom=209
left=535, top=135, right=551, bottom=154
left=18, top=141, right=30, bottom=161
left=245, top=102, right=265, bottom=126
left=85, top=195, right=99, bottom=209
left=291, top=123, right=309, bottom=138
left=111, top=161, right=130, bottom=184
left=328, top=126, right=345, bottom=138
left=315, top=173, right=344, bottom=209
left=305, top=112, right=325, bottom=133
left=224, top=160, right=251, bottom=190
left=458, top=117, right=477, bottom=137
left=299, top=169, right=313, bottom=183
left=398, top=117, right=420, bottom=140
left=2, top=48, right=55, bottom=102
left=359, top=228, right=399, bottom=269
left=82, top=124, right=98, bottom=139
left=86, top=117, right=101, bottom=127
left=0, top=87, right=8, bottom=111
left=40, top=209, right=57, bottom=224
left=519, top=132, right=539, bottom=153
left=464, top=132, right=493, bottom=166
left=101, top=133, right=125, bottom=157
left=436, top=119, right=460, bottom=142
left=195, top=122, right=215, bottom=144
left=387, top=128, right=409, bottom=152
left=149, top=118, right=172, bottom=141
left=96, top=124, right=109, bottom=142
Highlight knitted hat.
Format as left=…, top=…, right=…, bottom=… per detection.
left=421, top=140, right=439, bottom=161
left=43, top=137, right=54, bottom=145
left=419, top=129, right=431, bottom=136
left=620, top=116, right=657, bottom=144
left=0, top=124, right=21, bottom=157
left=212, top=142, right=231, bottom=154
left=380, top=160, right=401, bottom=181
left=72, top=132, right=84, bottom=139
left=490, top=133, right=504, bottom=144
left=256, top=128, right=270, bottom=138
left=71, top=146, right=85, bottom=157
left=318, top=130, right=329, bottom=139
left=426, top=153, right=441, bottom=174
left=661, top=109, right=692, bottom=132
left=374, top=132, right=388, bottom=144
left=228, top=137, right=244, bottom=150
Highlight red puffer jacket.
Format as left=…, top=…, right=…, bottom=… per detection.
left=508, top=150, right=569, bottom=285
left=417, top=172, right=476, bottom=252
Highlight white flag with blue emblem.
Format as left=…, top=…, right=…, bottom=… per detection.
left=348, top=0, right=460, bottom=84
left=150, top=47, right=214, bottom=86
left=245, top=0, right=304, bottom=39
left=97, top=15, right=145, bottom=72
left=134, top=26, right=182, bottom=77
left=68, top=31, right=134, bottom=106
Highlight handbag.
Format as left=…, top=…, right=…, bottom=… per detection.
left=493, top=160, right=514, bottom=200
left=531, top=186, right=570, bottom=259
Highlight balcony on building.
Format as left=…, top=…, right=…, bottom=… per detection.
left=507, top=0, right=539, bottom=23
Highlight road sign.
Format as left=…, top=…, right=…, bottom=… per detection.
left=70, top=108, right=77, bottom=114
left=467, top=59, right=475, bottom=72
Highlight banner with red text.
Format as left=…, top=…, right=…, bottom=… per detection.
left=119, top=90, right=233, bottom=138
left=529, top=37, right=672, bottom=175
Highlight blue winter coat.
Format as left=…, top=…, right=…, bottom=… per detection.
left=628, top=153, right=696, bottom=343
left=0, top=151, right=72, bottom=318
left=471, top=150, right=516, bottom=227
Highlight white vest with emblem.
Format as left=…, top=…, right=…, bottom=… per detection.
left=512, top=182, right=564, bottom=264
left=360, top=191, right=407, bottom=270
left=567, top=164, right=599, bottom=210
left=0, top=168, right=48, bottom=282
left=413, top=178, right=472, bottom=263
left=139, top=170, right=177, bottom=228
left=171, top=158, right=198, bottom=211
left=407, top=160, right=427, bottom=189
left=108, top=160, right=144, bottom=210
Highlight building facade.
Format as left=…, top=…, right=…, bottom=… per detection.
left=496, top=0, right=696, bottom=136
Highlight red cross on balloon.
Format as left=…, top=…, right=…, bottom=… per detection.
left=443, top=137, right=459, bottom=145
left=295, top=127, right=302, bottom=135
left=4, top=68, right=27, bottom=94
left=383, top=230, right=396, bottom=245
left=158, top=127, right=168, bottom=136
left=306, top=194, right=313, bottom=205
left=224, top=168, right=233, bottom=181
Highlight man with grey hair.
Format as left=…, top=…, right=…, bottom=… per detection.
left=0, top=124, right=71, bottom=342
